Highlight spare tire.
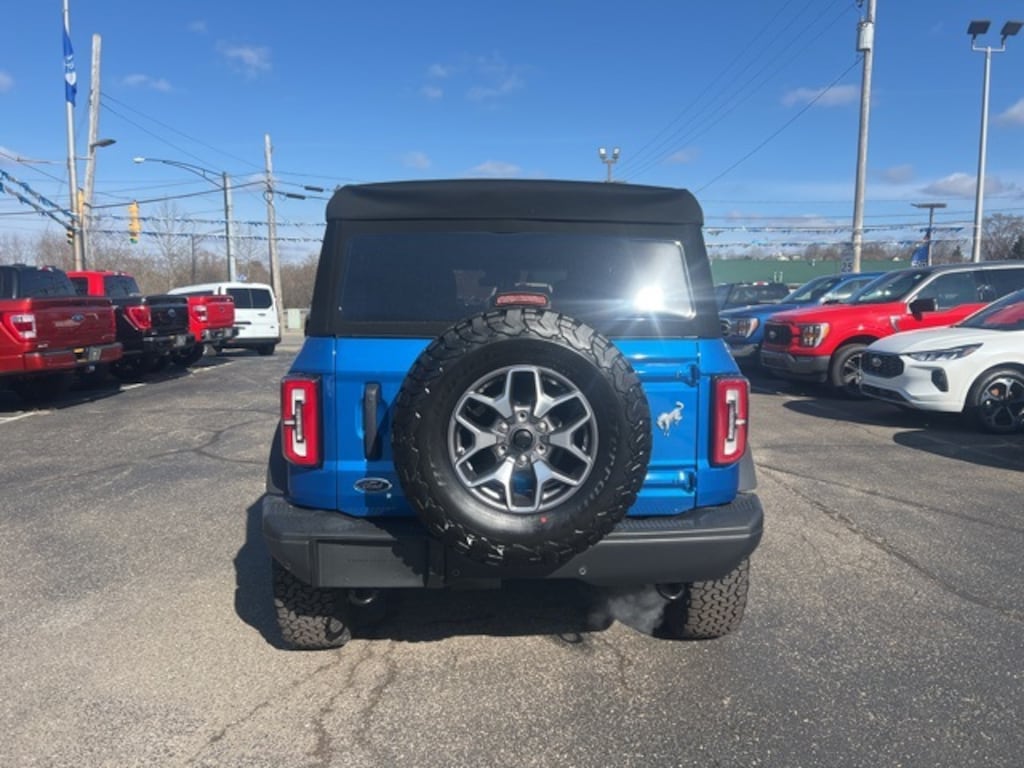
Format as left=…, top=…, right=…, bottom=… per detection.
left=392, top=308, right=651, bottom=568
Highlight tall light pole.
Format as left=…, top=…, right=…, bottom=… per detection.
left=132, top=156, right=237, bottom=281
left=968, top=19, right=1022, bottom=263
left=911, top=202, right=946, bottom=266
left=849, top=0, right=877, bottom=274
left=598, top=147, right=620, bottom=182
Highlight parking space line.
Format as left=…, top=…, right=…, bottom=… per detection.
left=0, top=412, right=43, bottom=425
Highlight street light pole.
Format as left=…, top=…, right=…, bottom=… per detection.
left=849, top=0, right=877, bottom=274
left=133, top=156, right=237, bottom=281
left=912, top=202, right=946, bottom=266
left=598, top=147, right=620, bottom=182
left=968, top=19, right=1022, bottom=263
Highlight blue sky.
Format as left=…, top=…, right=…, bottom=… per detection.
left=2, top=0, right=1023, bottom=261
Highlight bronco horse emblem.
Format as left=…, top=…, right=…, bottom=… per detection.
left=656, top=401, right=685, bottom=436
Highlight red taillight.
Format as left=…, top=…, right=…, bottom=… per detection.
left=712, top=376, right=749, bottom=466
left=193, top=303, right=208, bottom=323
left=4, top=312, right=38, bottom=341
left=282, top=375, right=321, bottom=467
left=125, top=305, right=152, bottom=331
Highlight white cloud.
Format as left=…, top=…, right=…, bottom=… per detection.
left=996, top=98, right=1024, bottom=126
left=468, top=73, right=523, bottom=102
left=122, top=74, right=172, bottom=92
left=469, top=160, right=521, bottom=177
left=218, top=43, right=271, bottom=76
left=667, top=148, right=698, bottom=164
left=782, top=84, right=859, bottom=107
left=189, top=20, right=207, bottom=34
left=0, top=71, right=12, bottom=93
left=921, top=172, right=1022, bottom=198
left=881, top=164, right=914, bottom=184
left=403, top=151, right=431, bottom=170
left=420, top=85, right=443, bottom=100
left=427, top=63, right=453, bottom=78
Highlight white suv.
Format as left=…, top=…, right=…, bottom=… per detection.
left=860, top=287, right=1024, bottom=433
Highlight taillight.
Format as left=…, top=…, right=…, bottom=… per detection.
left=125, top=305, right=152, bottom=331
left=4, top=312, right=38, bottom=341
left=282, top=375, right=321, bottom=467
left=193, top=303, right=208, bottom=323
left=712, top=376, right=749, bottom=466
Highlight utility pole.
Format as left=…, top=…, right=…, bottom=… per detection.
left=848, top=0, right=876, bottom=274
left=264, top=133, right=284, bottom=329
left=222, top=172, right=236, bottom=281
left=63, top=0, right=85, bottom=271
left=82, top=33, right=102, bottom=269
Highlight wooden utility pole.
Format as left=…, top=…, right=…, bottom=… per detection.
left=264, top=133, right=285, bottom=329
left=82, top=33, right=102, bottom=269
left=848, top=0, right=876, bottom=274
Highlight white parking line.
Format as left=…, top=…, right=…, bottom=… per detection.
left=0, top=411, right=43, bottom=425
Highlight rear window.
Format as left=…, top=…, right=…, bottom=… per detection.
left=226, top=287, right=273, bottom=310
left=337, top=232, right=695, bottom=333
left=103, top=276, right=141, bottom=297
left=17, top=268, right=75, bottom=298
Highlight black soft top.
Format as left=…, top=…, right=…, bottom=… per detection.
left=326, top=179, right=704, bottom=226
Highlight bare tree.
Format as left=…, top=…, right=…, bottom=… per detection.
left=982, top=214, right=1024, bottom=261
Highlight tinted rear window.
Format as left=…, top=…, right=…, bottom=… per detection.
left=337, top=232, right=695, bottom=332
left=104, top=276, right=141, bottom=297
left=18, top=268, right=75, bottom=298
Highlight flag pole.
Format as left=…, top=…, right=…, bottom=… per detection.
left=63, top=0, right=84, bottom=270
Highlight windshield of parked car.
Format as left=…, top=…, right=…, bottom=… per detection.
left=849, top=269, right=929, bottom=304
left=785, top=275, right=844, bottom=303
left=957, top=288, right=1024, bottom=330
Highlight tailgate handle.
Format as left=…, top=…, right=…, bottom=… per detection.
left=363, top=382, right=383, bottom=460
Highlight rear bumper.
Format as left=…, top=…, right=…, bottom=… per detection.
left=200, top=326, right=239, bottom=343
left=18, top=342, right=122, bottom=373
left=130, top=332, right=195, bottom=356
left=262, top=492, right=764, bottom=589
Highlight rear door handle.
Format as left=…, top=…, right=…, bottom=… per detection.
left=363, top=382, right=383, bottom=460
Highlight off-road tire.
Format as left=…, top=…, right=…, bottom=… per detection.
left=966, top=366, right=1024, bottom=434
left=829, top=343, right=868, bottom=399
left=661, top=559, right=750, bottom=640
left=271, top=560, right=351, bottom=650
left=392, top=308, right=651, bottom=568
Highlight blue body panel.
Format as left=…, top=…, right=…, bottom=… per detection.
left=286, top=334, right=742, bottom=518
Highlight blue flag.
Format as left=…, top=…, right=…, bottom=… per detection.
left=63, top=19, right=77, bottom=105
left=910, top=228, right=931, bottom=267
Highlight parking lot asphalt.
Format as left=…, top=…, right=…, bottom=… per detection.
left=1, top=344, right=1021, bottom=768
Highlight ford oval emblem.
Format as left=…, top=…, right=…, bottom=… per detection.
left=71, top=313, right=85, bottom=323
left=168, top=308, right=176, bottom=318
left=354, top=477, right=393, bottom=494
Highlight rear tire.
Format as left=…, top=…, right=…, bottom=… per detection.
left=659, top=559, right=750, bottom=640
left=172, top=344, right=205, bottom=369
left=257, top=343, right=276, bottom=356
left=271, top=560, right=351, bottom=650
left=967, top=366, right=1024, bottom=434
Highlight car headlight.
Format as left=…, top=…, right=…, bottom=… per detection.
left=797, top=323, right=829, bottom=347
left=731, top=317, right=760, bottom=338
left=907, top=344, right=981, bottom=362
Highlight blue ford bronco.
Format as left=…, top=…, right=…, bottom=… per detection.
left=262, top=179, right=764, bottom=649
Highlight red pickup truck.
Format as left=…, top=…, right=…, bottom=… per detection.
left=760, top=261, right=1024, bottom=396
left=0, top=264, right=122, bottom=401
left=170, top=292, right=237, bottom=367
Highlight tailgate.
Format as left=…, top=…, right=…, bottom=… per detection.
left=203, top=297, right=235, bottom=328
left=326, top=337, right=701, bottom=518
left=145, top=295, right=190, bottom=335
left=32, top=297, right=115, bottom=348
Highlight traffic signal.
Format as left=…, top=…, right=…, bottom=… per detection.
left=66, top=227, right=75, bottom=245
left=128, top=200, right=141, bottom=244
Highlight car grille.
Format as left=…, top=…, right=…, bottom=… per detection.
left=764, top=323, right=791, bottom=345
left=862, top=352, right=904, bottom=378
left=861, top=383, right=907, bottom=403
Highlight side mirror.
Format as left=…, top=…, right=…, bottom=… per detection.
left=909, top=297, right=937, bottom=319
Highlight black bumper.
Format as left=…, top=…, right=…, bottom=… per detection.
left=759, top=348, right=830, bottom=382
left=262, top=493, right=764, bottom=589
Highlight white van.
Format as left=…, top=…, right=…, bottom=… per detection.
left=170, top=281, right=281, bottom=356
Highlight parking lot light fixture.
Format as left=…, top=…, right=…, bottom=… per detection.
left=967, top=19, right=1022, bottom=263
left=133, top=156, right=237, bottom=281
